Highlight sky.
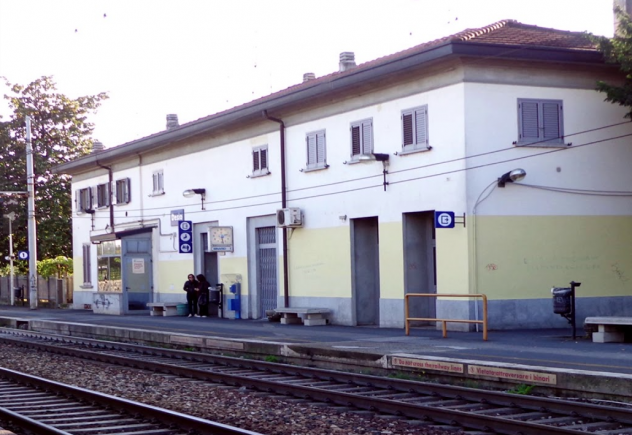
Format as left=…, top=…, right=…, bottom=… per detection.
left=0, top=0, right=617, bottom=149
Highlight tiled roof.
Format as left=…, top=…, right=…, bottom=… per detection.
left=456, top=20, right=594, bottom=49
left=55, top=20, right=601, bottom=171
left=188, top=20, right=595, bottom=124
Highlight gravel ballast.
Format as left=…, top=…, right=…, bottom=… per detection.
left=0, top=343, right=463, bottom=435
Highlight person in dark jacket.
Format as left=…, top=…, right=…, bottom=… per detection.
left=196, top=274, right=210, bottom=318
left=183, top=274, right=199, bottom=317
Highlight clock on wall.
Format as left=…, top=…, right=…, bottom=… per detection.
left=209, top=226, right=234, bottom=252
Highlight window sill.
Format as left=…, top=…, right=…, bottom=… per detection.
left=149, top=191, right=165, bottom=197
left=302, top=165, right=329, bottom=173
left=345, top=155, right=375, bottom=165
left=514, top=141, right=567, bottom=148
left=249, top=171, right=271, bottom=178
left=114, top=202, right=130, bottom=206
left=396, top=146, right=432, bottom=156
left=80, top=284, right=94, bottom=289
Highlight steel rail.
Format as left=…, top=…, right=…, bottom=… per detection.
left=0, top=366, right=262, bottom=435
left=1, top=331, right=628, bottom=434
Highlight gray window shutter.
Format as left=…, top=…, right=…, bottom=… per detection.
left=125, top=179, right=131, bottom=203
left=253, top=150, right=260, bottom=171
left=542, top=102, right=561, bottom=140
left=351, top=125, right=361, bottom=156
left=402, top=113, right=413, bottom=146
left=307, top=134, right=316, bottom=166
left=260, top=148, right=267, bottom=169
left=415, top=107, right=428, bottom=145
left=520, top=101, right=540, bottom=140
left=82, top=244, right=91, bottom=285
left=362, top=121, right=372, bottom=154
left=316, top=133, right=326, bottom=164
left=90, top=187, right=96, bottom=209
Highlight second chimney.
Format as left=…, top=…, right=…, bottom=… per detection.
left=339, top=52, right=356, bottom=72
left=166, top=114, right=179, bottom=130
left=92, top=140, right=104, bottom=154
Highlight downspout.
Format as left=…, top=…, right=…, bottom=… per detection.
left=95, top=158, right=115, bottom=233
left=262, top=110, right=289, bottom=308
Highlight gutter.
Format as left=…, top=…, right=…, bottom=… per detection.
left=262, top=110, right=289, bottom=309
left=53, top=42, right=608, bottom=176
left=95, top=158, right=115, bottom=233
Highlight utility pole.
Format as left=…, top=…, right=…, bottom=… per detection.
left=25, top=116, right=38, bottom=310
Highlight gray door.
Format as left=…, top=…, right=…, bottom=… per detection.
left=351, top=217, right=380, bottom=326
left=122, top=234, right=153, bottom=312
left=403, top=211, right=436, bottom=323
left=201, top=233, right=219, bottom=285
left=257, top=227, right=277, bottom=317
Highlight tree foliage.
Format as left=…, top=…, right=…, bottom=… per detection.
left=37, top=256, right=73, bottom=279
left=594, top=6, right=632, bottom=118
left=0, top=76, right=108, bottom=265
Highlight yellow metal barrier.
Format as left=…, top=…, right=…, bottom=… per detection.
left=404, top=293, right=488, bottom=341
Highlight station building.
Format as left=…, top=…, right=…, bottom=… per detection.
left=54, top=20, right=632, bottom=329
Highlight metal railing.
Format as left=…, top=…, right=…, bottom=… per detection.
left=404, top=293, right=488, bottom=341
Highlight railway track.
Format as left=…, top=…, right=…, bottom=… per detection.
left=1, top=328, right=631, bottom=434
left=0, top=365, right=261, bottom=435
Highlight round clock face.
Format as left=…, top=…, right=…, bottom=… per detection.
left=211, top=227, right=233, bottom=245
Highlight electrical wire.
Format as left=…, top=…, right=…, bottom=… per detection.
left=517, top=183, right=632, bottom=196
left=72, top=131, right=632, bottom=220
left=80, top=120, right=632, bottom=215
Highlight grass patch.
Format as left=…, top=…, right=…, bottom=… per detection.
left=508, top=384, right=535, bottom=395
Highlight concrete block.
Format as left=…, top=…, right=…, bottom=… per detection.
left=593, top=331, right=625, bottom=343
left=303, top=318, right=327, bottom=326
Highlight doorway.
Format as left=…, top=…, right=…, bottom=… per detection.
left=403, top=211, right=436, bottom=323
left=351, top=216, right=380, bottom=326
left=121, top=232, right=153, bottom=312
left=256, top=226, right=277, bottom=318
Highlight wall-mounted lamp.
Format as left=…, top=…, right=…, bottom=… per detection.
left=183, top=188, right=206, bottom=210
left=497, top=168, right=527, bottom=188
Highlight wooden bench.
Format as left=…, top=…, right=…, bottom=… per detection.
left=273, top=308, right=330, bottom=326
left=584, top=317, right=632, bottom=343
left=147, top=302, right=182, bottom=317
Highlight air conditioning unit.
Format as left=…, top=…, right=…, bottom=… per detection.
left=276, top=207, right=303, bottom=228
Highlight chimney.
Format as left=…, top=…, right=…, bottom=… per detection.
left=614, top=0, right=632, bottom=35
left=303, top=72, right=316, bottom=82
left=92, top=140, right=104, bottom=154
left=166, top=114, right=179, bottom=130
left=339, top=52, right=356, bottom=72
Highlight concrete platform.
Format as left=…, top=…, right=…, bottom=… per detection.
left=0, top=306, right=631, bottom=401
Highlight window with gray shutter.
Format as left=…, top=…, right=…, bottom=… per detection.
left=252, top=145, right=270, bottom=177
left=152, top=170, right=164, bottom=195
left=82, top=243, right=91, bottom=286
left=77, top=188, right=93, bottom=212
left=517, top=99, right=564, bottom=146
left=350, top=119, right=373, bottom=158
left=97, top=183, right=110, bottom=208
left=115, top=178, right=131, bottom=204
left=402, top=105, right=429, bottom=152
left=306, top=130, right=327, bottom=170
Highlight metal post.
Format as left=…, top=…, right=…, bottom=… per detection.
left=7, top=213, right=14, bottom=306
left=570, top=281, right=581, bottom=340
left=25, top=116, right=38, bottom=310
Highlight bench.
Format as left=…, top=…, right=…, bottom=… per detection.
left=147, top=302, right=182, bottom=317
left=584, top=317, right=632, bottom=343
left=273, top=308, right=331, bottom=326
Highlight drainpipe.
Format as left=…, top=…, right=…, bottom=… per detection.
left=95, top=158, right=115, bottom=233
left=262, top=110, right=289, bottom=308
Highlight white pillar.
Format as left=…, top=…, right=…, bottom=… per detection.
left=25, top=116, right=38, bottom=310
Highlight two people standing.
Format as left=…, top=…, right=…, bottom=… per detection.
left=183, top=273, right=211, bottom=318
